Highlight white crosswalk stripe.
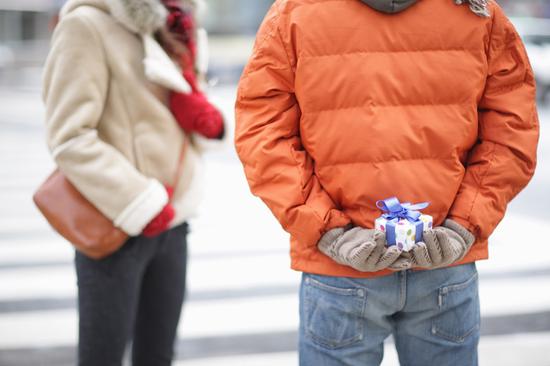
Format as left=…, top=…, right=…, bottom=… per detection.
left=1, top=88, right=549, bottom=365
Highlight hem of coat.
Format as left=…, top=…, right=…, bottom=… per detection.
left=291, top=239, right=489, bottom=278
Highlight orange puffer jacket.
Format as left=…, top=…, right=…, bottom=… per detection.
left=235, top=0, right=539, bottom=278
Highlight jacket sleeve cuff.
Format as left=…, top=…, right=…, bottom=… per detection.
left=324, top=209, right=352, bottom=233
left=114, top=179, right=169, bottom=236
left=447, top=215, right=477, bottom=238
left=312, top=209, right=352, bottom=246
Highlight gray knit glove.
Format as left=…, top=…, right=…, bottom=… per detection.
left=389, top=219, right=475, bottom=270
left=318, top=227, right=405, bottom=272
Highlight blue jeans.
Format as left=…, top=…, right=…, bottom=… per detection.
left=299, top=263, right=480, bottom=366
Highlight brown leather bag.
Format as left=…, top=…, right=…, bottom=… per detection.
left=33, top=170, right=129, bottom=259
left=33, top=137, right=188, bottom=260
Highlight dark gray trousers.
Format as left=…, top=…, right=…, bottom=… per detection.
left=75, top=223, right=188, bottom=366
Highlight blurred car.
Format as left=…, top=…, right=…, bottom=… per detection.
left=511, top=17, right=550, bottom=104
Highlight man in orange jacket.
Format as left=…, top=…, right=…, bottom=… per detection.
left=235, top=0, right=539, bottom=364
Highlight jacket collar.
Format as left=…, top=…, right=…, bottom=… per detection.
left=359, top=0, right=418, bottom=13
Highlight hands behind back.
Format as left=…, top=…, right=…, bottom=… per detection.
left=318, top=220, right=475, bottom=272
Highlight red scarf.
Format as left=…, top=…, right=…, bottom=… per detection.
left=161, top=1, right=225, bottom=139
left=161, top=0, right=197, bottom=71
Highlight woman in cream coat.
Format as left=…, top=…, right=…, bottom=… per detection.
left=42, top=0, right=222, bottom=364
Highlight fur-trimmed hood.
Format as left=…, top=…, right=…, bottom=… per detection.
left=60, top=0, right=199, bottom=93
left=61, top=0, right=200, bottom=34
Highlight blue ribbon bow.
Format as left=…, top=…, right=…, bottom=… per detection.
left=376, top=197, right=430, bottom=246
left=376, top=197, right=429, bottom=223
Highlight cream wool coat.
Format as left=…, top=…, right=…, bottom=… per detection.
left=43, top=0, right=210, bottom=236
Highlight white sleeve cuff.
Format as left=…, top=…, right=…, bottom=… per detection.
left=114, top=179, right=168, bottom=236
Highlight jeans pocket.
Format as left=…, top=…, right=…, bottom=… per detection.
left=303, top=275, right=366, bottom=350
left=432, top=271, right=480, bottom=343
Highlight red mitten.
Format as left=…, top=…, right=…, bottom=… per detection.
left=142, top=204, right=175, bottom=237
left=142, top=185, right=175, bottom=237
left=170, top=72, right=224, bottom=139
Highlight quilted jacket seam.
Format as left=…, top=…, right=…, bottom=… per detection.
left=238, top=3, right=282, bottom=85
left=320, top=156, right=456, bottom=168
left=462, top=4, right=509, bottom=231
left=301, top=49, right=481, bottom=59
left=275, top=11, right=296, bottom=71
left=303, top=102, right=471, bottom=114
left=274, top=7, right=325, bottom=227
left=271, top=7, right=306, bottom=203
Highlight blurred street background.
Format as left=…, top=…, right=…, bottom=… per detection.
left=1, top=0, right=550, bottom=365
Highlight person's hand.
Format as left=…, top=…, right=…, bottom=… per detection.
left=318, top=227, right=405, bottom=272
left=170, top=71, right=224, bottom=139
left=393, top=219, right=475, bottom=270
left=142, top=185, right=176, bottom=237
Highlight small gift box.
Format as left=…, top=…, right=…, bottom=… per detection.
left=374, top=197, right=433, bottom=252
